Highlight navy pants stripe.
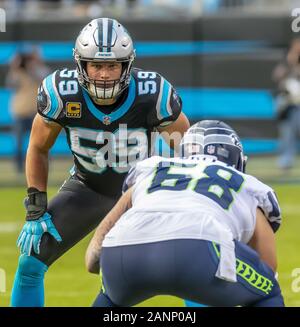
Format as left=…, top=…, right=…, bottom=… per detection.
left=95, top=239, right=284, bottom=307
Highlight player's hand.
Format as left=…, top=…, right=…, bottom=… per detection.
left=17, top=212, right=62, bottom=256
left=85, top=238, right=101, bottom=274
left=16, top=187, right=62, bottom=256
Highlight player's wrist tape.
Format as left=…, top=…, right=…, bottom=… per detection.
left=25, top=187, right=48, bottom=221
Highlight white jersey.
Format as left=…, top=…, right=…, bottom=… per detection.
left=103, top=155, right=281, bottom=282
left=103, top=154, right=281, bottom=247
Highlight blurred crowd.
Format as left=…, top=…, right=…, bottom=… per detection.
left=273, top=38, right=300, bottom=170
left=2, top=1, right=300, bottom=174
left=0, top=0, right=265, bottom=20
left=5, top=47, right=50, bottom=173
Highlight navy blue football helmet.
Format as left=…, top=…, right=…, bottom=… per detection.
left=180, top=120, right=247, bottom=172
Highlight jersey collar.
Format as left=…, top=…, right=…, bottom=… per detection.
left=82, top=77, right=136, bottom=125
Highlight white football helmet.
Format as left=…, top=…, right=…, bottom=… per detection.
left=74, top=18, right=136, bottom=100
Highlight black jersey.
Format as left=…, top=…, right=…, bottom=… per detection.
left=37, top=68, right=182, bottom=197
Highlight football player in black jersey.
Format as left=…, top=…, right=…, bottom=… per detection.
left=11, top=18, right=190, bottom=306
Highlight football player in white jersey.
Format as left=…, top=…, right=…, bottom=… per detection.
left=86, top=120, right=284, bottom=307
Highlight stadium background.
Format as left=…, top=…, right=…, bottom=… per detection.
left=0, top=0, right=299, bottom=306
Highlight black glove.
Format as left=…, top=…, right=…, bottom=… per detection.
left=25, top=187, right=48, bottom=221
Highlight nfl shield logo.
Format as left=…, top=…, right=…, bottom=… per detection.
left=103, top=116, right=111, bottom=125
left=207, top=145, right=215, bottom=154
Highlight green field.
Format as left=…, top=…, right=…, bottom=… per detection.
left=0, top=157, right=300, bottom=307
left=0, top=187, right=182, bottom=307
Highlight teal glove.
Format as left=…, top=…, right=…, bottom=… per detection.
left=17, top=212, right=62, bottom=256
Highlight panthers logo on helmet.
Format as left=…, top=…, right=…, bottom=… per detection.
left=172, top=90, right=181, bottom=107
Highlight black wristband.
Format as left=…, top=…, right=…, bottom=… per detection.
left=26, top=187, right=48, bottom=221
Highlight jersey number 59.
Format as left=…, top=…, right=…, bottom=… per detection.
left=137, top=71, right=157, bottom=95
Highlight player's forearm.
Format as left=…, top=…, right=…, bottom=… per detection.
left=86, top=189, right=132, bottom=273
left=25, top=144, right=49, bottom=192
left=92, top=189, right=132, bottom=246
left=248, top=208, right=277, bottom=272
left=248, top=237, right=277, bottom=272
left=158, top=113, right=190, bottom=151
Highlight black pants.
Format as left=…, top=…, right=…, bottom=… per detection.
left=33, top=175, right=118, bottom=266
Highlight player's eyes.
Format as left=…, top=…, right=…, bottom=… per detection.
left=91, top=64, right=117, bottom=69
left=91, top=64, right=102, bottom=69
